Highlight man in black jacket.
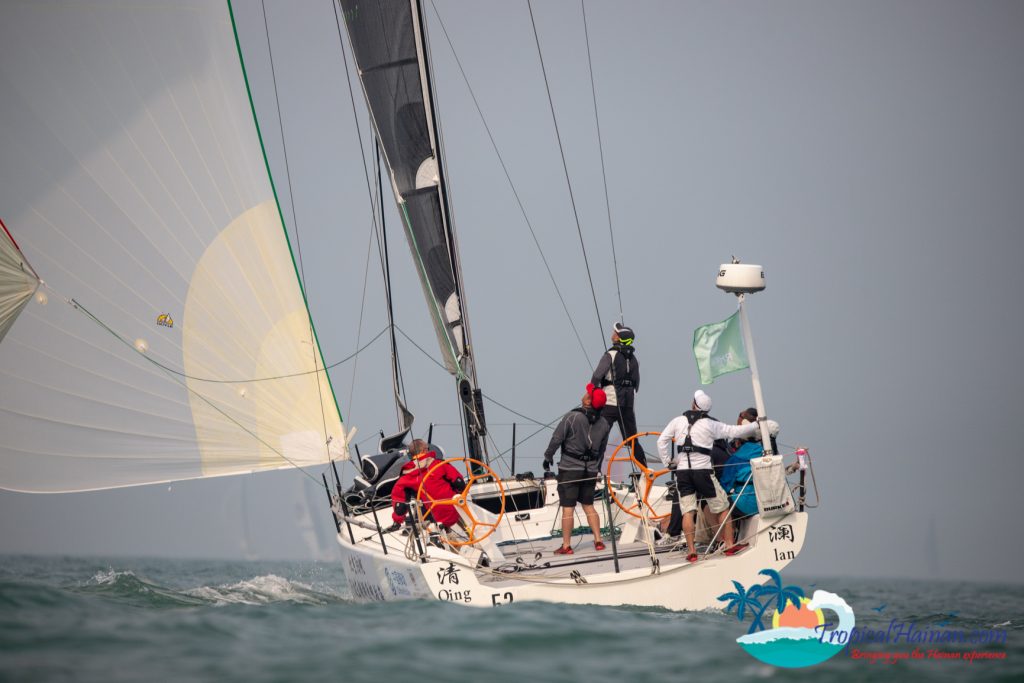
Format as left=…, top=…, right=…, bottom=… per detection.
left=591, top=322, right=645, bottom=466
left=543, top=386, right=611, bottom=555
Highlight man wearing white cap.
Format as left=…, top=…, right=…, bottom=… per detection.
left=592, top=322, right=645, bottom=466
left=656, top=390, right=772, bottom=563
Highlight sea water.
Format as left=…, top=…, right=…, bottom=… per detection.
left=0, top=555, right=1020, bottom=682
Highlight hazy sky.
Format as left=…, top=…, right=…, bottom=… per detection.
left=2, top=0, right=1024, bottom=583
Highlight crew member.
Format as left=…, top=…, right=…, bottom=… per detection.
left=656, top=390, right=777, bottom=563
left=391, top=439, right=466, bottom=529
left=543, top=385, right=611, bottom=555
left=592, top=322, right=645, bottom=466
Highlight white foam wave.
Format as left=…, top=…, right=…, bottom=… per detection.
left=89, top=569, right=137, bottom=585
left=184, top=574, right=332, bottom=606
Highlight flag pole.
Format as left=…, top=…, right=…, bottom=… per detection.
left=737, top=293, right=774, bottom=456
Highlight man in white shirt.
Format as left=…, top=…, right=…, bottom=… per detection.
left=656, top=390, right=768, bottom=563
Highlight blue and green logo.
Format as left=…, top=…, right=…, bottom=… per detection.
left=718, top=569, right=854, bottom=668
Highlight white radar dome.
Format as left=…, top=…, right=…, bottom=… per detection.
left=716, top=263, right=765, bottom=294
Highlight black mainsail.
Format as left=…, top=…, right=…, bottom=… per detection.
left=339, top=0, right=487, bottom=462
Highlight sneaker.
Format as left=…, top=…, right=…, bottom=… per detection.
left=724, top=542, right=749, bottom=556
left=554, top=546, right=574, bottom=555
left=657, top=535, right=681, bottom=547
left=594, top=541, right=606, bottom=551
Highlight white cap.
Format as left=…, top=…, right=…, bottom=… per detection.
left=693, top=390, right=712, bottom=412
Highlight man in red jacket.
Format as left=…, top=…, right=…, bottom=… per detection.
left=391, top=439, right=467, bottom=529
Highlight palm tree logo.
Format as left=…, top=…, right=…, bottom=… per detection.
left=717, top=569, right=854, bottom=668
left=718, top=568, right=804, bottom=634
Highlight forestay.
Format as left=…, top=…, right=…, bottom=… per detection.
left=0, top=0, right=347, bottom=493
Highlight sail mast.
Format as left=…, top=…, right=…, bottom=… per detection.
left=338, top=0, right=488, bottom=462
left=411, top=0, right=488, bottom=464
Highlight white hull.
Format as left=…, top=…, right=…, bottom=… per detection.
left=335, top=479, right=808, bottom=610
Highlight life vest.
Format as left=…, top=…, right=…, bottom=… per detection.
left=599, top=345, right=636, bottom=405
left=675, top=410, right=713, bottom=468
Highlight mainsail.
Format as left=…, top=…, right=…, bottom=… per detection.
left=0, top=0, right=347, bottom=493
left=339, top=0, right=489, bottom=462
left=338, top=0, right=467, bottom=378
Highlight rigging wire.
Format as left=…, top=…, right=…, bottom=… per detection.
left=59, top=297, right=386, bottom=383
left=260, top=0, right=331, bottom=457
left=69, top=297, right=327, bottom=487
left=581, top=0, right=623, bottom=323
left=376, top=139, right=407, bottom=407
left=345, top=215, right=381, bottom=419
left=527, top=0, right=605, bottom=348
left=427, top=0, right=592, bottom=370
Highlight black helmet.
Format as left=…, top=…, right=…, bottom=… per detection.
left=613, top=322, right=635, bottom=345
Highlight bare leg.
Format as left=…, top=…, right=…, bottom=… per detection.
left=682, top=511, right=697, bottom=554
left=581, top=504, right=602, bottom=542
left=560, top=506, right=574, bottom=548
left=702, top=505, right=719, bottom=537
left=717, top=510, right=736, bottom=547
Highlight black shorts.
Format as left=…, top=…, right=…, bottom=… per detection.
left=556, top=470, right=597, bottom=507
left=674, top=468, right=729, bottom=514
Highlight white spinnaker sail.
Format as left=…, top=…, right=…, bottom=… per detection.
left=0, top=0, right=347, bottom=493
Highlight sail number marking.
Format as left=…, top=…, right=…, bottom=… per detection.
left=490, top=592, right=514, bottom=607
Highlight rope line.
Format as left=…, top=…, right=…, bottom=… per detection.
left=68, top=297, right=325, bottom=486
left=580, top=0, right=623, bottom=323
left=72, top=297, right=387, bottom=383
left=260, top=0, right=331, bottom=461
left=527, top=0, right=604, bottom=347
left=427, top=0, right=591, bottom=369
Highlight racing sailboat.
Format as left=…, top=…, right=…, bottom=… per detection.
left=0, top=0, right=817, bottom=610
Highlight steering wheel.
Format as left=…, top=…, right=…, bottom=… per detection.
left=416, top=457, right=505, bottom=547
left=605, top=432, right=672, bottom=521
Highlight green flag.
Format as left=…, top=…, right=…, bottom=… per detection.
left=693, top=311, right=749, bottom=384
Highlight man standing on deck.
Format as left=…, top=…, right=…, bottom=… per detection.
left=592, top=322, right=645, bottom=466
left=656, top=390, right=776, bottom=563
left=543, top=386, right=611, bottom=555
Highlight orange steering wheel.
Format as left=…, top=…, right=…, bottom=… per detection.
left=605, top=432, right=672, bottom=521
left=415, top=457, right=505, bottom=547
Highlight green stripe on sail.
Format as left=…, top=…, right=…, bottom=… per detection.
left=693, top=310, right=749, bottom=385
left=226, top=0, right=345, bottom=426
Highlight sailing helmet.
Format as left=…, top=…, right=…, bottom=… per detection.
left=613, top=322, right=635, bottom=345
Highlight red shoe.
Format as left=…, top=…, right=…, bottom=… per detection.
left=686, top=553, right=699, bottom=564
left=594, top=541, right=606, bottom=551
left=724, top=543, right=749, bottom=556
left=554, top=546, right=574, bottom=555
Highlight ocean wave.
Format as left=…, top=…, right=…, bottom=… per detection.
left=77, top=569, right=208, bottom=607
left=184, top=574, right=347, bottom=606
left=74, top=569, right=347, bottom=608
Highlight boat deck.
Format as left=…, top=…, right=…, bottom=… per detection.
left=477, top=535, right=716, bottom=584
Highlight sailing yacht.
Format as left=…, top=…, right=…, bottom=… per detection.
left=0, top=0, right=818, bottom=610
